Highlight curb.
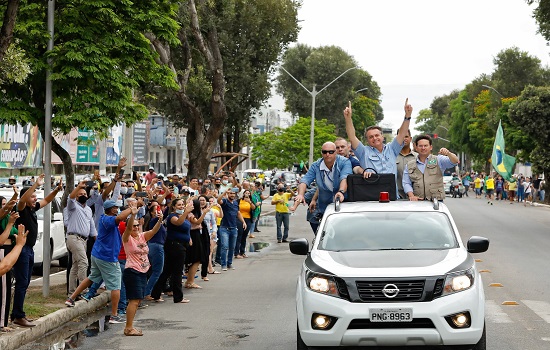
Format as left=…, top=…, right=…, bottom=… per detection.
left=0, top=292, right=110, bottom=350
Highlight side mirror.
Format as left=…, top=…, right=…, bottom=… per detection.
left=467, top=236, right=489, bottom=253
left=289, top=238, right=309, bottom=255
left=53, top=212, right=63, bottom=222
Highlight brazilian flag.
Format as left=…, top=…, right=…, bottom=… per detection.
left=491, top=120, right=516, bottom=181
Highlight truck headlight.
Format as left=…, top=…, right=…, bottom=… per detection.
left=442, top=268, right=474, bottom=296
left=306, top=272, right=340, bottom=297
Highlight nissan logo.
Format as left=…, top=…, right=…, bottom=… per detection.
left=382, top=284, right=400, bottom=298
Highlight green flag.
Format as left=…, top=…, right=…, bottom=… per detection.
left=491, top=120, right=516, bottom=181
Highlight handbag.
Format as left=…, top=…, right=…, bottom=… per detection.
left=346, top=168, right=397, bottom=202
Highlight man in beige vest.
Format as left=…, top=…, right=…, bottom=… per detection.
left=402, top=134, right=459, bottom=201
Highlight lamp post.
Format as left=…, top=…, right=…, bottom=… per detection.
left=280, top=65, right=359, bottom=166
left=482, top=84, right=504, bottom=97
left=354, top=87, right=368, bottom=94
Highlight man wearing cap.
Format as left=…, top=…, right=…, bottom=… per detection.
left=65, top=198, right=135, bottom=324
left=144, top=167, right=157, bottom=186
left=11, top=174, right=62, bottom=327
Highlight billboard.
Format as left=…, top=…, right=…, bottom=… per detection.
left=0, top=123, right=43, bottom=169
left=132, top=121, right=149, bottom=166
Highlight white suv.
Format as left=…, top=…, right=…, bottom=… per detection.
left=290, top=200, right=489, bottom=349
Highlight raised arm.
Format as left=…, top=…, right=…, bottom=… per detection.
left=17, top=174, right=44, bottom=211
left=395, top=98, right=413, bottom=145
left=144, top=211, right=164, bottom=241
left=343, top=101, right=360, bottom=150
left=0, top=212, right=18, bottom=246
left=39, top=179, right=62, bottom=209
left=0, top=224, right=27, bottom=276
left=122, top=207, right=138, bottom=243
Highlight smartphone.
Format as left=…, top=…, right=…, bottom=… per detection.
left=135, top=191, right=148, bottom=197
left=157, top=181, right=162, bottom=187
left=119, top=169, right=125, bottom=177
left=86, top=181, right=95, bottom=187
left=231, top=187, right=239, bottom=193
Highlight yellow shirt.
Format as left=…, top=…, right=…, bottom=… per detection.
left=239, top=200, right=252, bottom=219
left=486, top=178, right=495, bottom=190
left=272, top=192, right=292, bottom=213
left=508, top=181, right=517, bottom=191
left=211, top=206, right=222, bottom=226
left=474, top=178, right=481, bottom=189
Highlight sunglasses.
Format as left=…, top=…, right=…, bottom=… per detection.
left=132, top=224, right=140, bottom=227
left=321, top=150, right=336, bottom=155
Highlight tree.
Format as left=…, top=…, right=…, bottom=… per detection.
left=277, top=44, right=382, bottom=134
left=0, top=0, right=20, bottom=62
left=350, top=95, right=377, bottom=140
left=0, top=1, right=179, bottom=202
left=491, top=47, right=545, bottom=97
left=250, top=117, right=335, bottom=169
left=143, top=0, right=300, bottom=176
left=509, top=85, right=550, bottom=202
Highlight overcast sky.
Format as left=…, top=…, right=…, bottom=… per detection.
left=270, top=0, right=550, bottom=133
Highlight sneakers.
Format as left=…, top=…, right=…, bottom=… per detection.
left=277, top=240, right=282, bottom=243
left=65, top=297, right=75, bottom=307
left=222, top=266, right=228, bottom=271
left=282, top=239, right=289, bottom=243
left=228, top=264, right=235, bottom=270
left=109, top=315, right=126, bottom=324
left=118, top=309, right=127, bottom=316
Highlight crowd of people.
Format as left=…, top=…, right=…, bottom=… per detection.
left=461, top=172, right=545, bottom=206
left=58, top=161, right=269, bottom=336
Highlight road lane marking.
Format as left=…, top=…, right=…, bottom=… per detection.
left=522, top=300, right=550, bottom=323
left=485, top=300, right=513, bottom=323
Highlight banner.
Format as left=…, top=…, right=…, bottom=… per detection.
left=76, top=128, right=100, bottom=164
left=491, top=120, right=516, bottom=181
left=0, top=123, right=43, bottom=168
left=132, top=121, right=149, bottom=166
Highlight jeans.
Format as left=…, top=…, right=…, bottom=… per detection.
left=539, top=189, right=545, bottom=202
left=218, top=226, right=237, bottom=268
left=248, top=217, right=257, bottom=235
left=275, top=212, right=290, bottom=241
left=214, top=225, right=222, bottom=264
left=145, top=242, right=164, bottom=296
left=235, top=218, right=251, bottom=256
left=118, top=259, right=127, bottom=311
left=85, top=281, right=102, bottom=300
left=11, top=245, right=33, bottom=320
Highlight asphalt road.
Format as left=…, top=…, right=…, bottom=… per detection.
left=23, top=195, right=550, bottom=350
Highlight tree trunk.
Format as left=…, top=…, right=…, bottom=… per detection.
left=0, top=0, right=20, bottom=61
left=37, top=122, right=74, bottom=208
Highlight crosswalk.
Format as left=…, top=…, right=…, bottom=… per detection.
left=485, top=300, right=550, bottom=324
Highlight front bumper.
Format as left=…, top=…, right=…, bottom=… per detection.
left=296, top=277, right=485, bottom=347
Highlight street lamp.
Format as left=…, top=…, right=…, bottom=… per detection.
left=280, top=65, right=359, bottom=165
left=481, top=84, right=504, bottom=97
left=354, top=87, right=368, bottom=94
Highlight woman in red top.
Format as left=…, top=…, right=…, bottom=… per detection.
left=122, top=206, right=163, bottom=336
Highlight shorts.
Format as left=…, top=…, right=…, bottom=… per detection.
left=88, top=256, right=121, bottom=290
left=486, top=189, right=494, bottom=195
left=123, top=268, right=147, bottom=300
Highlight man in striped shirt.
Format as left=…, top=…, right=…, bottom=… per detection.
left=66, top=181, right=97, bottom=295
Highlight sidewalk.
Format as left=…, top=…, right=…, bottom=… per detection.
left=0, top=202, right=280, bottom=350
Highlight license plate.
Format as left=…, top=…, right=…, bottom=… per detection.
left=369, top=308, right=413, bottom=322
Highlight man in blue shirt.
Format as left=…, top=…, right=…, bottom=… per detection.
left=217, top=188, right=246, bottom=271
left=294, top=142, right=352, bottom=233
left=65, top=199, right=134, bottom=324
left=343, top=99, right=413, bottom=180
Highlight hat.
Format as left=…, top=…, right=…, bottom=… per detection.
left=148, top=166, right=154, bottom=170
left=103, top=200, right=119, bottom=209
left=9, top=176, right=15, bottom=180
left=157, top=173, right=165, bottom=179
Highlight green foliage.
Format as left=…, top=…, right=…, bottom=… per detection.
left=350, top=95, right=377, bottom=140
left=491, top=47, right=545, bottom=97
left=509, top=85, right=550, bottom=189
left=277, top=44, right=382, bottom=134
left=250, top=117, right=335, bottom=169
left=0, top=0, right=179, bottom=136
left=0, top=43, right=31, bottom=84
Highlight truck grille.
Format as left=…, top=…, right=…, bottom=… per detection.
left=356, top=280, right=425, bottom=302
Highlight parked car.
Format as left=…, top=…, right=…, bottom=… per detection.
left=443, top=175, right=453, bottom=194
left=290, top=199, right=489, bottom=349
left=0, top=189, right=68, bottom=274
left=269, top=171, right=298, bottom=196
left=263, top=170, right=272, bottom=186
